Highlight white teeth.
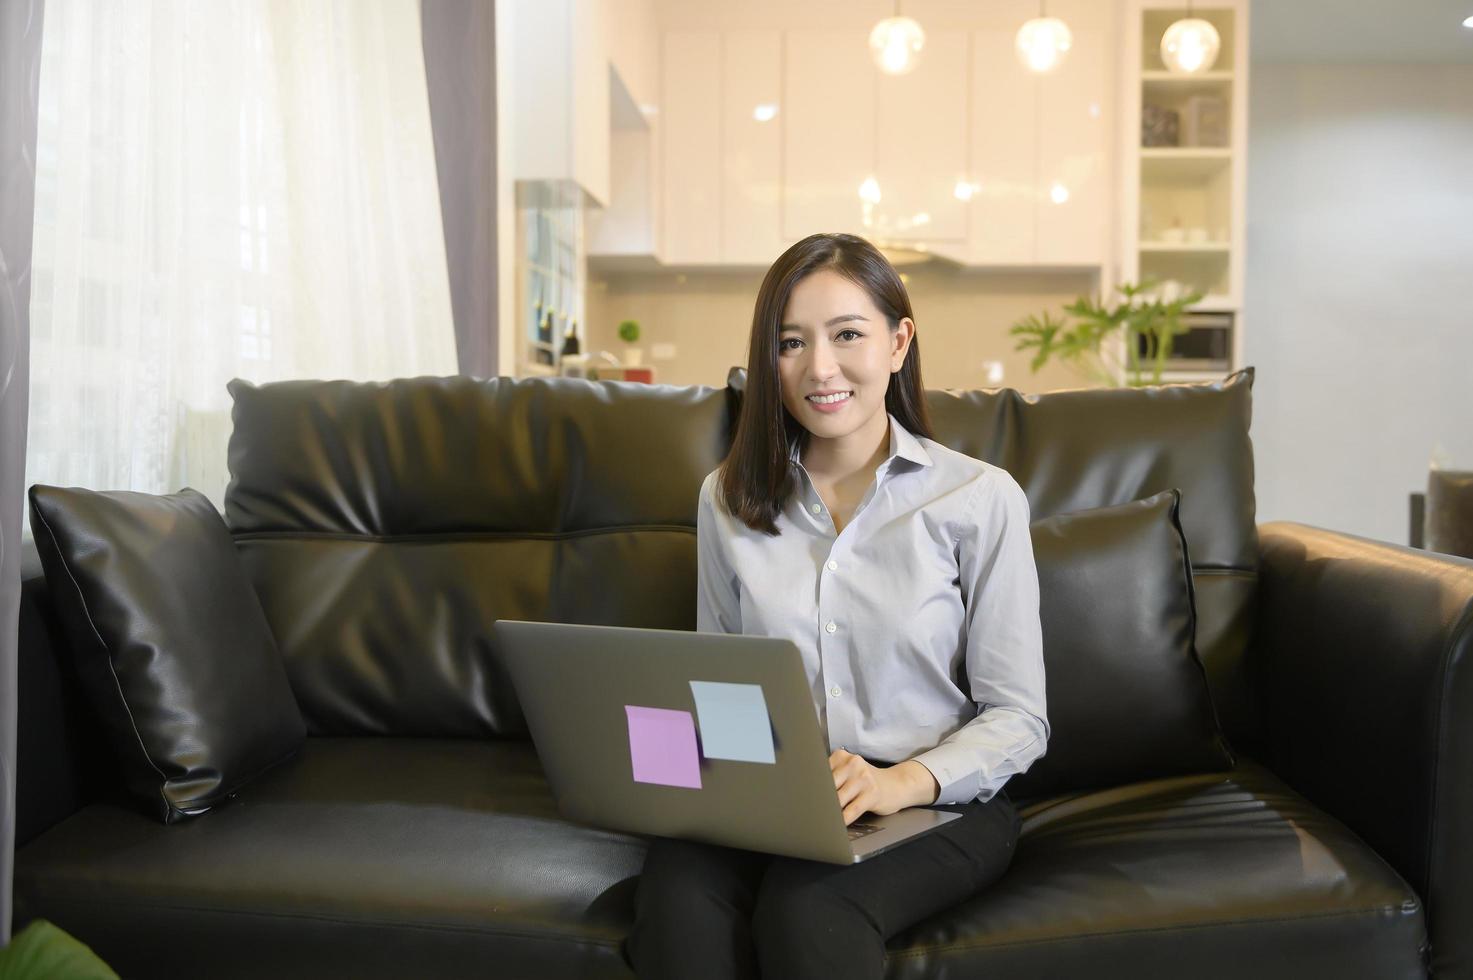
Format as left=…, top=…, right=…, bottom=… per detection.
left=807, top=391, right=852, bottom=405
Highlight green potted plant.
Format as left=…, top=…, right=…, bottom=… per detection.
left=617, top=319, right=643, bottom=367
left=1009, top=279, right=1204, bottom=387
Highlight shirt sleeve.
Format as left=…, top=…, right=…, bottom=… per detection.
left=911, top=472, right=1050, bottom=805
left=696, top=473, right=742, bottom=635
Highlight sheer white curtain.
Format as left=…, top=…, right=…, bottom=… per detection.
left=25, top=0, right=457, bottom=509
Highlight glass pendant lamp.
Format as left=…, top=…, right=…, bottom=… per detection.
left=1015, top=2, right=1072, bottom=74
left=1160, top=2, right=1221, bottom=75
left=869, top=1, right=925, bottom=76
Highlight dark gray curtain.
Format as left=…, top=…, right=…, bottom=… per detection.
left=420, top=0, right=500, bottom=379
left=0, top=0, right=45, bottom=947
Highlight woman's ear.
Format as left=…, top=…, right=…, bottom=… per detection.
left=892, top=318, right=916, bottom=372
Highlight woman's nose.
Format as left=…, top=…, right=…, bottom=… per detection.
left=808, top=343, right=838, bottom=379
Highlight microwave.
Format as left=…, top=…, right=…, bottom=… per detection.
left=1135, top=310, right=1234, bottom=373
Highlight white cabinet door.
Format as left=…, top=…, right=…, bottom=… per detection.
left=722, top=31, right=785, bottom=265
left=571, top=0, right=610, bottom=206
left=874, top=31, right=969, bottom=243
left=663, top=31, right=722, bottom=263
left=1036, top=0, right=1109, bottom=265
left=782, top=31, right=874, bottom=240
left=968, top=1, right=1110, bottom=266
left=969, top=10, right=1037, bottom=265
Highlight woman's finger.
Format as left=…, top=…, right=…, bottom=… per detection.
left=833, top=755, right=859, bottom=788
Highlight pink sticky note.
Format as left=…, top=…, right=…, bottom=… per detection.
left=625, top=705, right=703, bottom=789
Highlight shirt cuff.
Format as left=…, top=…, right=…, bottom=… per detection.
left=911, top=743, right=985, bottom=806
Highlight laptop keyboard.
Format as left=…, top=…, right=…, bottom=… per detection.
left=847, top=822, right=883, bottom=842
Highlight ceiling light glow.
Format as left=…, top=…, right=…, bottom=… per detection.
left=869, top=16, right=926, bottom=75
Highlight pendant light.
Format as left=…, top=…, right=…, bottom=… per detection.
left=1160, top=2, right=1221, bottom=75
left=1015, top=1, right=1072, bottom=74
left=869, top=0, right=925, bottom=76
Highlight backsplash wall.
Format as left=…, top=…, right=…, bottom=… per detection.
left=584, top=265, right=1098, bottom=393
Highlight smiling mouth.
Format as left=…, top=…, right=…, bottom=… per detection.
left=806, top=391, right=854, bottom=405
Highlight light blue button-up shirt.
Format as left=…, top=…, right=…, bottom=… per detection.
left=695, top=412, right=1049, bottom=805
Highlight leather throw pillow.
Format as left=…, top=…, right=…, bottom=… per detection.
left=1007, top=488, right=1235, bottom=801
left=29, top=485, right=306, bottom=823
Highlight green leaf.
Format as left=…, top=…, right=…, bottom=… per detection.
left=0, top=921, right=119, bottom=980
left=1009, top=311, right=1067, bottom=373
left=1010, top=279, right=1208, bottom=386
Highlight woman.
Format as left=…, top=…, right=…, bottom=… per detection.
left=625, top=232, right=1049, bottom=979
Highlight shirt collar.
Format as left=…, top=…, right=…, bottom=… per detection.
left=788, top=412, right=934, bottom=470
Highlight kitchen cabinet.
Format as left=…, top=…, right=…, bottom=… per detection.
left=782, top=30, right=968, bottom=245
left=511, top=0, right=610, bottom=206
left=968, top=14, right=1038, bottom=264
left=873, top=31, right=969, bottom=243
left=661, top=30, right=722, bottom=263
left=782, top=31, right=875, bottom=240
left=1036, top=0, right=1110, bottom=265
left=721, top=31, right=784, bottom=263
left=967, top=0, right=1110, bottom=265
left=650, top=9, right=1114, bottom=268
left=655, top=30, right=785, bottom=265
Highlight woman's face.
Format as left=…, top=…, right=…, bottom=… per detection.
left=776, top=269, right=914, bottom=445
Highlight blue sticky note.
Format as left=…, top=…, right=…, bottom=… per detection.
left=689, top=681, right=776, bottom=764
left=625, top=706, right=703, bottom=789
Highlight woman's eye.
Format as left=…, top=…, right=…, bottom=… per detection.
left=779, top=330, right=857, bottom=350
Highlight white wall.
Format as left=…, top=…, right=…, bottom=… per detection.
left=1244, top=63, right=1473, bottom=544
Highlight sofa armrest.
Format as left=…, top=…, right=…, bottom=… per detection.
left=1252, top=521, right=1473, bottom=978
left=15, top=540, right=113, bottom=845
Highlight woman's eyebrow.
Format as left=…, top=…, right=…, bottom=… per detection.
left=779, top=314, right=871, bottom=332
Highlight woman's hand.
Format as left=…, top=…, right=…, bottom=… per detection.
left=829, top=751, right=941, bottom=826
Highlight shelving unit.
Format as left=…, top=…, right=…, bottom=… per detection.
left=515, top=181, right=586, bottom=376
left=1139, top=241, right=1232, bottom=252
left=1120, top=1, right=1248, bottom=383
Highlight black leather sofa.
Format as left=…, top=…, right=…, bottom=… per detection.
left=11, top=369, right=1472, bottom=979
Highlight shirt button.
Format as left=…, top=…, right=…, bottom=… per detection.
left=825, top=621, right=837, bottom=633
left=830, top=685, right=843, bottom=698
left=811, top=503, right=822, bottom=514
left=826, top=559, right=838, bottom=571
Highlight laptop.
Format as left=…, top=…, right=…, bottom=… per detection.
left=491, top=619, right=962, bottom=865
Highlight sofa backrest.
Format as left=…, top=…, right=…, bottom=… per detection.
left=225, top=369, right=1259, bottom=750
left=225, top=376, right=733, bottom=737
left=926, top=370, right=1260, bottom=752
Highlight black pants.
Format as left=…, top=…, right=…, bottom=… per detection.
left=624, top=790, right=1021, bottom=980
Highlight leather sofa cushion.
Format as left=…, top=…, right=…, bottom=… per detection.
left=1011, top=489, right=1234, bottom=801
left=15, top=739, right=647, bottom=980
left=889, top=765, right=1425, bottom=979
left=13, top=739, right=1424, bottom=980
left=27, top=486, right=305, bottom=824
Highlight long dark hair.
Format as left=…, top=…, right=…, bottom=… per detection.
left=718, top=233, right=934, bottom=535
